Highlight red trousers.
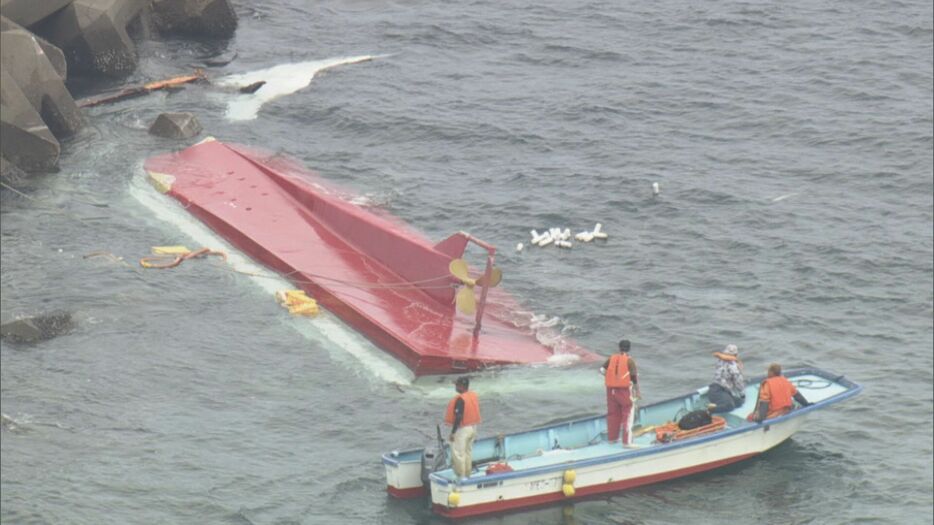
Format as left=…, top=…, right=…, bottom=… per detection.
left=606, top=387, right=634, bottom=444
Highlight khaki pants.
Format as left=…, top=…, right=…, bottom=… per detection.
left=451, top=425, right=477, bottom=478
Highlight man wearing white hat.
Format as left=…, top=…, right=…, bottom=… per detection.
left=708, top=344, right=746, bottom=413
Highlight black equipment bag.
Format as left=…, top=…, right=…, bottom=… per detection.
left=677, top=409, right=713, bottom=430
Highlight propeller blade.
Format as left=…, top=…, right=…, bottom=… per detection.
left=449, top=258, right=474, bottom=286
left=476, top=266, right=502, bottom=288
left=456, top=286, right=477, bottom=314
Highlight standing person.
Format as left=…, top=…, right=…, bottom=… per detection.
left=445, top=376, right=481, bottom=479
left=747, top=363, right=811, bottom=422
left=707, top=344, right=746, bottom=413
left=601, top=339, right=641, bottom=446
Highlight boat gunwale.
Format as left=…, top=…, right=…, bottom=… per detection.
left=423, top=367, right=862, bottom=487
left=382, top=367, right=858, bottom=467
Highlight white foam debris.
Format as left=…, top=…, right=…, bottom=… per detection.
left=218, top=55, right=377, bottom=121
left=530, top=315, right=561, bottom=329
left=548, top=354, right=581, bottom=366
left=526, top=222, right=608, bottom=249
left=348, top=195, right=373, bottom=206
left=516, top=242, right=524, bottom=252
left=592, top=222, right=607, bottom=240
left=652, top=182, right=660, bottom=195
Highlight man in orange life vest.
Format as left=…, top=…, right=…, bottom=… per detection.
left=445, top=376, right=481, bottom=479
left=601, top=339, right=641, bottom=446
left=747, top=363, right=811, bottom=422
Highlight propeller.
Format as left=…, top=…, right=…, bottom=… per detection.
left=449, top=258, right=502, bottom=315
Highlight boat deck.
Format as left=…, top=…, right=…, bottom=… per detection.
left=432, top=373, right=850, bottom=482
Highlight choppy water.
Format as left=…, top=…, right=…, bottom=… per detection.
left=2, top=0, right=932, bottom=523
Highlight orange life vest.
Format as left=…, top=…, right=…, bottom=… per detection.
left=605, top=353, right=632, bottom=388
left=445, top=390, right=481, bottom=427
left=760, top=376, right=796, bottom=419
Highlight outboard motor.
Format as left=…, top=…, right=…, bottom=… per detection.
left=420, top=445, right=446, bottom=485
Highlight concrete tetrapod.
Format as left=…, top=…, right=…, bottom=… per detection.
left=0, top=17, right=82, bottom=137
left=0, top=67, right=60, bottom=171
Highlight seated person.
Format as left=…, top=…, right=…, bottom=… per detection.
left=708, top=344, right=746, bottom=413
left=747, top=363, right=811, bottom=422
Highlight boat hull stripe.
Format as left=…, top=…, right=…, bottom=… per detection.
left=432, top=452, right=758, bottom=518
left=387, top=485, right=428, bottom=499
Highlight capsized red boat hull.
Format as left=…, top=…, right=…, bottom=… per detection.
left=144, top=139, right=600, bottom=375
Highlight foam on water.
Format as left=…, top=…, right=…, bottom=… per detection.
left=216, top=55, right=378, bottom=121
left=406, top=365, right=603, bottom=399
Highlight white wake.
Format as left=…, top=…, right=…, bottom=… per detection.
left=216, top=55, right=376, bottom=121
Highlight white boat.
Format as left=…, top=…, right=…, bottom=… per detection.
left=382, top=367, right=861, bottom=519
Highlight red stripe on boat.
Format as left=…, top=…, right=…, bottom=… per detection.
left=433, top=452, right=759, bottom=518
left=387, top=485, right=428, bottom=499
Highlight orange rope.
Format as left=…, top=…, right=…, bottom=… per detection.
left=143, top=70, right=205, bottom=90
left=140, top=248, right=227, bottom=269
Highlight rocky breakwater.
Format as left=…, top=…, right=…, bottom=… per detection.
left=0, top=0, right=237, bottom=181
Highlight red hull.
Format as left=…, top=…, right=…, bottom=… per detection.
left=144, top=139, right=600, bottom=375
left=432, top=452, right=759, bottom=519
left=387, top=485, right=428, bottom=499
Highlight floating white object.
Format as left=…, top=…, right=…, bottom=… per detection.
left=652, top=182, right=660, bottom=195
left=516, top=243, right=524, bottom=252
left=592, top=223, right=607, bottom=240
left=526, top=223, right=607, bottom=249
